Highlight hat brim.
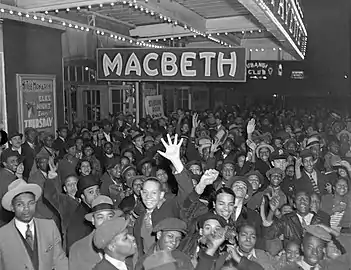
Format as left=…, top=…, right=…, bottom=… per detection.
left=2, top=184, right=42, bottom=212
left=255, top=144, right=274, bottom=157
left=85, top=208, right=124, bottom=222
left=152, top=227, right=187, bottom=234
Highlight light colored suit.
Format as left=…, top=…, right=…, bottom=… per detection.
left=69, top=231, right=102, bottom=270
left=0, top=218, right=68, bottom=270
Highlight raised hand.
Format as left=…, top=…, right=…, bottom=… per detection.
left=200, top=169, right=219, bottom=186
left=211, top=139, right=220, bottom=154
left=267, top=193, right=280, bottom=212
left=192, top=113, right=201, bottom=130
left=15, top=163, right=24, bottom=179
left=48, top=157, right=58, bottom=173
left=157, top=134, right=183, bottom=171
left=247, top=118, right=256, bottom=134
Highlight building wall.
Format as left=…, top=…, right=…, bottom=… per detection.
left=3, top=20, right=64, bottom=134
left=303, top=0, right=350, bottom=95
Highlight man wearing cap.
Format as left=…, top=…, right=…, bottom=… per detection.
left=66, top=175, right=100, bottom=252
left=100, top=162, right=123, bottom=200
left=69, top=195, right=123, bottom=270
left=270, top=149, right=289, bottom=172
left=8, top=131, right=24, bottom=156
left=135, top=217, right=193, bottom=270
left=295, top=149, right=328, bottom=195
left=53, top=126, right=68, bottom=159
left=179, top=212, right=228, bottom=267
left=263, top=167, right=287, bottom=209
left=93, top=216, right=136, bottom=270
left=0, top=149, right=20, bottom=225
left=305, top=136, right=325, bottom=173
left=22, top=127, right=38, bottom=179
left=0, top=179, right=68, bottom=270
left=57, top=139, right=79, bottom=183
left=281, top=225, right=348, bottom=270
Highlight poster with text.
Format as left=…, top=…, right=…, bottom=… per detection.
left=145, top=95, right=164, bottom=119
left=16, top=74, right=57, bottom=135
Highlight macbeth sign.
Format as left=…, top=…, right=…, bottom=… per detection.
left=16, top=74, right=57, bottom=134
left=97, top=48, right=246, bottom=82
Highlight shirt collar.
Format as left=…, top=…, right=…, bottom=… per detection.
left=297, top=258, right=319, bottom=270
left=59, top=136, right=65, bottom=142
left=27, top=141, right=35, bottom=148
left=237, top=247, right=257, bottom=259
left=12, top=147, right=21, bottom=154
left=104, top=254, right=127, bottom=270
left=15, top=218, right=35, bottom=237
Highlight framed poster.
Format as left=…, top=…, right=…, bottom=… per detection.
left=16, top=74, right=57, bottom=134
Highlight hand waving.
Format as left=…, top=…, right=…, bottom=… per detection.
left=192, top=113, right=201, bottom=130
left=200, top=169, right=219, bottom=186
left=157, top=134, right=183, bottom=166
left=211, top=139, right=220, bottom=154
left=247, top=118, right=256, bottom=134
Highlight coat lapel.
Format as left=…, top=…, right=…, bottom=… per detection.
left=34, top=219, right=44, bottom=269
left=9, top=219, right=35, bottom=269
left=290, top=213, right=304, bottom=238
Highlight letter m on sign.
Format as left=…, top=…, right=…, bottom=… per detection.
left=103, top=53, right=122, bottom=77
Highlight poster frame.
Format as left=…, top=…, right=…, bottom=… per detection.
left=16, top=74, right=57, bottom=135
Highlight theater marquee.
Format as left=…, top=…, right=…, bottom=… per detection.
left=97, top=48, right=246, bottom=82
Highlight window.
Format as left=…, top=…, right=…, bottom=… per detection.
left=110, top=89, right=124, bottom=115
left=83, top=90, right=101, bottom=128
left=177, top=88, right=190, bottom=110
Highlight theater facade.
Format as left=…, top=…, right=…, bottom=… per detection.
left=0, top=0, right=306, bottom=131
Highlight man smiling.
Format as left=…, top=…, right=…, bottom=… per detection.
left=135, top=217, right=193, bottom=270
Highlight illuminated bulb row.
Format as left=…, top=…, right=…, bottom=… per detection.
left=249, top=48, right=282, bottom=52
left=0, top=7, right=163, bottom=48
left=45, top=1, right=234, bottom=47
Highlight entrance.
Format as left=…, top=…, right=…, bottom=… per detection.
left=76, top=85, right=131, bottom=127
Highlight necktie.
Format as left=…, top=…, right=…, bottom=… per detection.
left=301, top=217, right=308, bottom=232
left=309, top=174, right=320, bottom=194
left=25, top=224, right=34, bottom=250
left=144, top=211, right=152, bottom=229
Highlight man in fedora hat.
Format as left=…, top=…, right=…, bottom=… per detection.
left=69, top=195, right=123, bottom=270
left=0, top=179, right=68, bottom=270
left=0, top=149, right=21, bottom=225
left=93, top=216, right=136, bottom=270
left=66, top=175, right=100, bottom=252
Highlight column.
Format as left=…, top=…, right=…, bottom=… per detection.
left=0, top=20, right=8, bottom=132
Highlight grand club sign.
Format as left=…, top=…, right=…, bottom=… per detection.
left=262, top=0, right=307, bottom=49
left=97, top=48, right=246, bottom=82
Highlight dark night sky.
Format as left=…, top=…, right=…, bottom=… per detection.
left=302, top=0, right=350, bottom=95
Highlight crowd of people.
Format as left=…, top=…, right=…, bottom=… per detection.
left=0, top=104, right=351, bottom=270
